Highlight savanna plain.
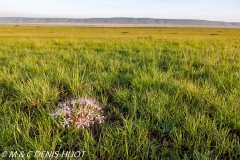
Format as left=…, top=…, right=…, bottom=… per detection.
left=0, top=26, right=240, bottom=159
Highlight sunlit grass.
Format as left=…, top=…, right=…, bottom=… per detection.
left=0, top=26, right=240, bottom=159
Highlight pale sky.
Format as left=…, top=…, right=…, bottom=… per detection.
left=0, top=0, right=240, bottom=22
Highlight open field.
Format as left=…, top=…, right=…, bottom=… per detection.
left=0, top=26, right=240, bottom=159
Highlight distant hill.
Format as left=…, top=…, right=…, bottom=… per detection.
left=0, top=17, right=240, bottom=27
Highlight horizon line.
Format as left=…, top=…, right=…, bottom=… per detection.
left=1, top=17, right=240, bottom=23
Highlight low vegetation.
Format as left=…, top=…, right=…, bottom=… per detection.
left=0, top=26, right=240, bottom=159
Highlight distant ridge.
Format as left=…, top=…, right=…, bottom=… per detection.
left=0, top=17, right=240, bottom=27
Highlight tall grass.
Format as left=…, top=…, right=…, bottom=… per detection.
left=0, top=26, right=240, bottom=159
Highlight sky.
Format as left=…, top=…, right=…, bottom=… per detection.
left=0, top=0, right=240, bottom=22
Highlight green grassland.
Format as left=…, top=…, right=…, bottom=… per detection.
left=0, top=26, right=240, bottom=159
